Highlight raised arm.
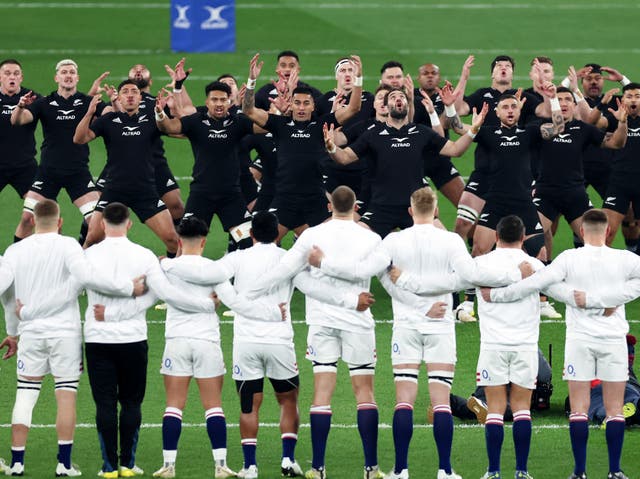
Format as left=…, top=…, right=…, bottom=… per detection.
left=334, top=55, right=363, bottom=125
left=602, top=99, right=628, bottom=149
left=73, top=95, right=101, bottom=144
left=439, top=102, right=488, bottom=157
left=324, top=122, right=360, bottom=165
left=10, top=90, right=36, bottom=125
left=165, top=57, right=197, bottom=116
left=420, top=90, right=444, bottom=137
left=243, top=54, right=270, bottom=128
left=453, top=55, right=474, bottom=112
left=155, top=89, right=184, bottom=135
left=539, top=82, right=564, bottom=140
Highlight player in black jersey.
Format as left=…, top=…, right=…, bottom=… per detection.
left=324, top=87, right=487, bottom=238
left=0, top=59, right=39, bottom=214
left=243, top=53, right=363, bottom=242
left=533, top=87, right=628, bottom=257
left=254, top=50, right=321, bottom=112
left=10, top=59, right=104, bottom=243
left=316, top=57, right=375, bottom=197
left=73, top=80, right=179, bottom=256
left=156, top=81, right=255, bottom=250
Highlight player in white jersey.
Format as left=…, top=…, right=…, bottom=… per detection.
left=310, top=188, right=527, bottom=479
left=162, top=210, right=374, bottom=479
left=0, top=199, right=144, bottom=477
left=482, top=209, right=640, bottom=479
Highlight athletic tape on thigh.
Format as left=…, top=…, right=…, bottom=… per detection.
left=428, top=369, right=454, bottom=388
left=269, top=375, right=299, bottom=393
left=393, top=368, right=419, bottom=383
left=23, top=197, right=38, bottom=213
left=456, top=204, right=479, bottom=224
left=235, top=378, right=264, bottom=414
left=348, top=363, right=376, bottom=376
left=79, top=200, right=98, bottom=218
left=312, top=361, right=338, bottom=373
left=230, top=220, right=252, bottom=242
left=54, top=377, right=80, bottom=393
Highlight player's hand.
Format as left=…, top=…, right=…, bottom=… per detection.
left=568, top=66, right=579, bottom=92
left=0, top=336, right=18, bottom=360
left=174, top=57, right=192, bottom=82
left=323, top=122, right=337, bottom=153
left=132, top=275, right=148, bottom=297
left=279, top=302, right=288, bottom=321
left=17, top=91, right=36, bottom=108
left=286, top=69, right=299, bottom=93
left=356, top=292, right=375, bottom=311
left=426, top=301, right=448, bottom=319
left=518, top=261, right=534, bottom=278
left=575, top=65, right=592, bottom=79
left=308, top=245, right=325, bottom=268
left=15, top=299, right=23, bottom=320
left=609, top=98, right=628, bottom=124
left=87, top=94, right=102, bottom=116
left=403, top=74, right=414, bottom=101
left=93, top=304, right=106, bottom=321
left=103, top=83, right=118, bottom=104
left=436, top=81, right=459, bottom=107
left=480, top=287, right=492, bottom=302
left=350, top=55, right=362, bottom=78
left=603, top=306, right=617, bottom=317
left=388, top=266, right=402, bottom=284
left=89, top=71, right=110, bottom=96
left=471, top=102, right=489, bottom=131
left=601, top=66, right=624, bottom=82
left=540, top=81, right=557, bottom=99
left=211, top=292, right=221, bottom=309
left=156, top=88, right=170, bottom=113
left=601, top=88, right=620, bottom=106
left=249, top=53, right=264, bottom=80
left=573, top=290, right=587, bottom=308
left=460, top=55, right=474, bottom=80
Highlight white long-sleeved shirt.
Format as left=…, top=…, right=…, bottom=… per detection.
left=0, top=233, right=134, bottom=338
left=490, top=244, right=640, bottom=342
left=83, top=237, right=216, bottom=344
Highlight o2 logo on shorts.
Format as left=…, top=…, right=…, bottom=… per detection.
left=481, top=369, right=490, bottom=380
left=233, top=364, right=241, bottom=375
left=392, top=343, right=400, bottom=354
left=565, top=364, right=576, bottom=377
left=17, top=360, right=24, bottom=371
left=163, top=358, right=172, bottom=369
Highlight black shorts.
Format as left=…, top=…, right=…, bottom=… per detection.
left=269, top=193, right=330, bottom=230
left=96, top=187, right=167, bottom=223
left=602, top=181, right=640, bottom=218
left=324, top=168, right=365, bottom=197
left=0, top=162, right=37, bottom=198
left=30, top=165, right=96, bottom=202
left=534, top=187, right=592, bottom=224
left=584, top=162, right=611, bottom=200
left=424, top=156, right=461, bottom=189
left=360, top=203, right=413, bottom=238
left=154, top=161, right=180, bottom=197
left=479, top=198, right=543, bottom=235
left=463, top=169, right=489, bottom=198
left=253, top=192, right=275, bottom=213
left=185, top=190, right=251, bottom=231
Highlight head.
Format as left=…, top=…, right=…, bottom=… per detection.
left=176, top=216, right=209, bottom=252
left=373, top=85, right=392, bottom=119
left=33, top=199, right=61, bottom=232
left=496, top=215, right=525, bottom=246
left=128, top=64, right=151, bottom=90
left=335, top=57, right=356, bottom=91
left=495, top=93, right=521, bottom=127
left=380, top=61, right=404, bottom=89
left=384, top=88, right=409, bottom=120
left=329, top=186, right=356, bottom=218
left=216, top=74, right=239, bottom=101
left=581, top=63, right=604, bottom=99
left=580, top=209, right=608, bottom=244
left=0, top=59, right=23, bottom=95
left=54, top=59, right=79, bottom=92
left=276, top=50, right=300, bottom=80
left=291, top=86, right=315, bottom=121
left=117, top=80, right=142, bottom=113
left=418, top=63, right=441, bottom=92
left=102, top=202, right=132, bottom=236
left=556, top=87, right=576, bottom=121
left=409, top=187, right=437, bottom=221
left=529, top=56, right=554, bottom=83
left=622, top=83, right=640, bottom=117
left=204, top=81, right=232, bottom=119
left=250, top=211, right=279, bottom=244
left=490, top=55, right=514, bottom=87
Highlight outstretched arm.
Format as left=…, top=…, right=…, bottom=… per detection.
left=73, top=95, right=101, bottom=144
left=10, top=91, right=36, bottom=125
left=439, top=102, right=488, bottom=157
left=243, top=54, right=270, bottom=128
left=334, top=55, right=363, bottom=125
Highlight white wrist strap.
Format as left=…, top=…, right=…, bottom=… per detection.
left=549, top=97, right=560, bottom=111
left=428, top=111, right=440, bottom=127
left=444, top=104, right=456, bottom=117
left=247, top=78, right=256, bottom=90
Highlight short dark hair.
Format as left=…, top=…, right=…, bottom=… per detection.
left=277, top=50, right=299, bottom=62
left=117, top=79, right=141, bottom=92
left=103, top=202, right=130, bottom=226
left=582, top=209, right=608, bottom=227
left=496, top=215, right=525, bottom=244
left=292, top=86, right=314, bottom=98
left=251, top=211, right=279, bottom=243
left=623, top=82, right=640, bottom=93
left=331, top=186, right=356, bottom=214
left=216, top=73, right=236, bottom=84
left=375, top=84, right=392, bottom=95
left=205, top=81, right=231, bottom=97
left=383, top=88, right=407, bottom=106
left=380, top=61, right=404, bottom=74
left=531, top=56, right=553, bottom=66
left=176, top=216, right=209, bottom=238
left=584, top=63, right=602, bottom=75
left=491, top=55, right=515, bottom=73
left=0, top=59, right=21, bottom=69
left=497, top=93, right=518, bottom=104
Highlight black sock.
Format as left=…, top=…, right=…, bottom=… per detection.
left=78, top=219, right=89, bottom=245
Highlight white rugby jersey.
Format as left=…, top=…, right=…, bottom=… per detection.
left=490, top=244, right=640, bottom=342
left=83, top=237, right=215, bottom=344
left=0, top=232, right=133, bottom=338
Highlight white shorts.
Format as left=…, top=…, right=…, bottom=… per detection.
left=160, top=338, right=225, bottom=378
left=17, top=336, right=83, bottom=378
left=306, top=325, right=377, bottom=367
left=391, top=328, right=456, bottom=365
left=476, top=349, right=538, bottom=389
left=563, top=338, right=628, bottom=382
left=232, top=342, right=298, bottom=381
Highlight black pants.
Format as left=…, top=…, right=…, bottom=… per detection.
left=85, top=341, right=148, bottom=472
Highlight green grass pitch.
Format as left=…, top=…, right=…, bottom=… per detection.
left=0, top=0, right=639, bottom=477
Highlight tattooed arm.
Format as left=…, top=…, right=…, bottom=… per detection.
left=539, top=82, right=564, bottom=140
